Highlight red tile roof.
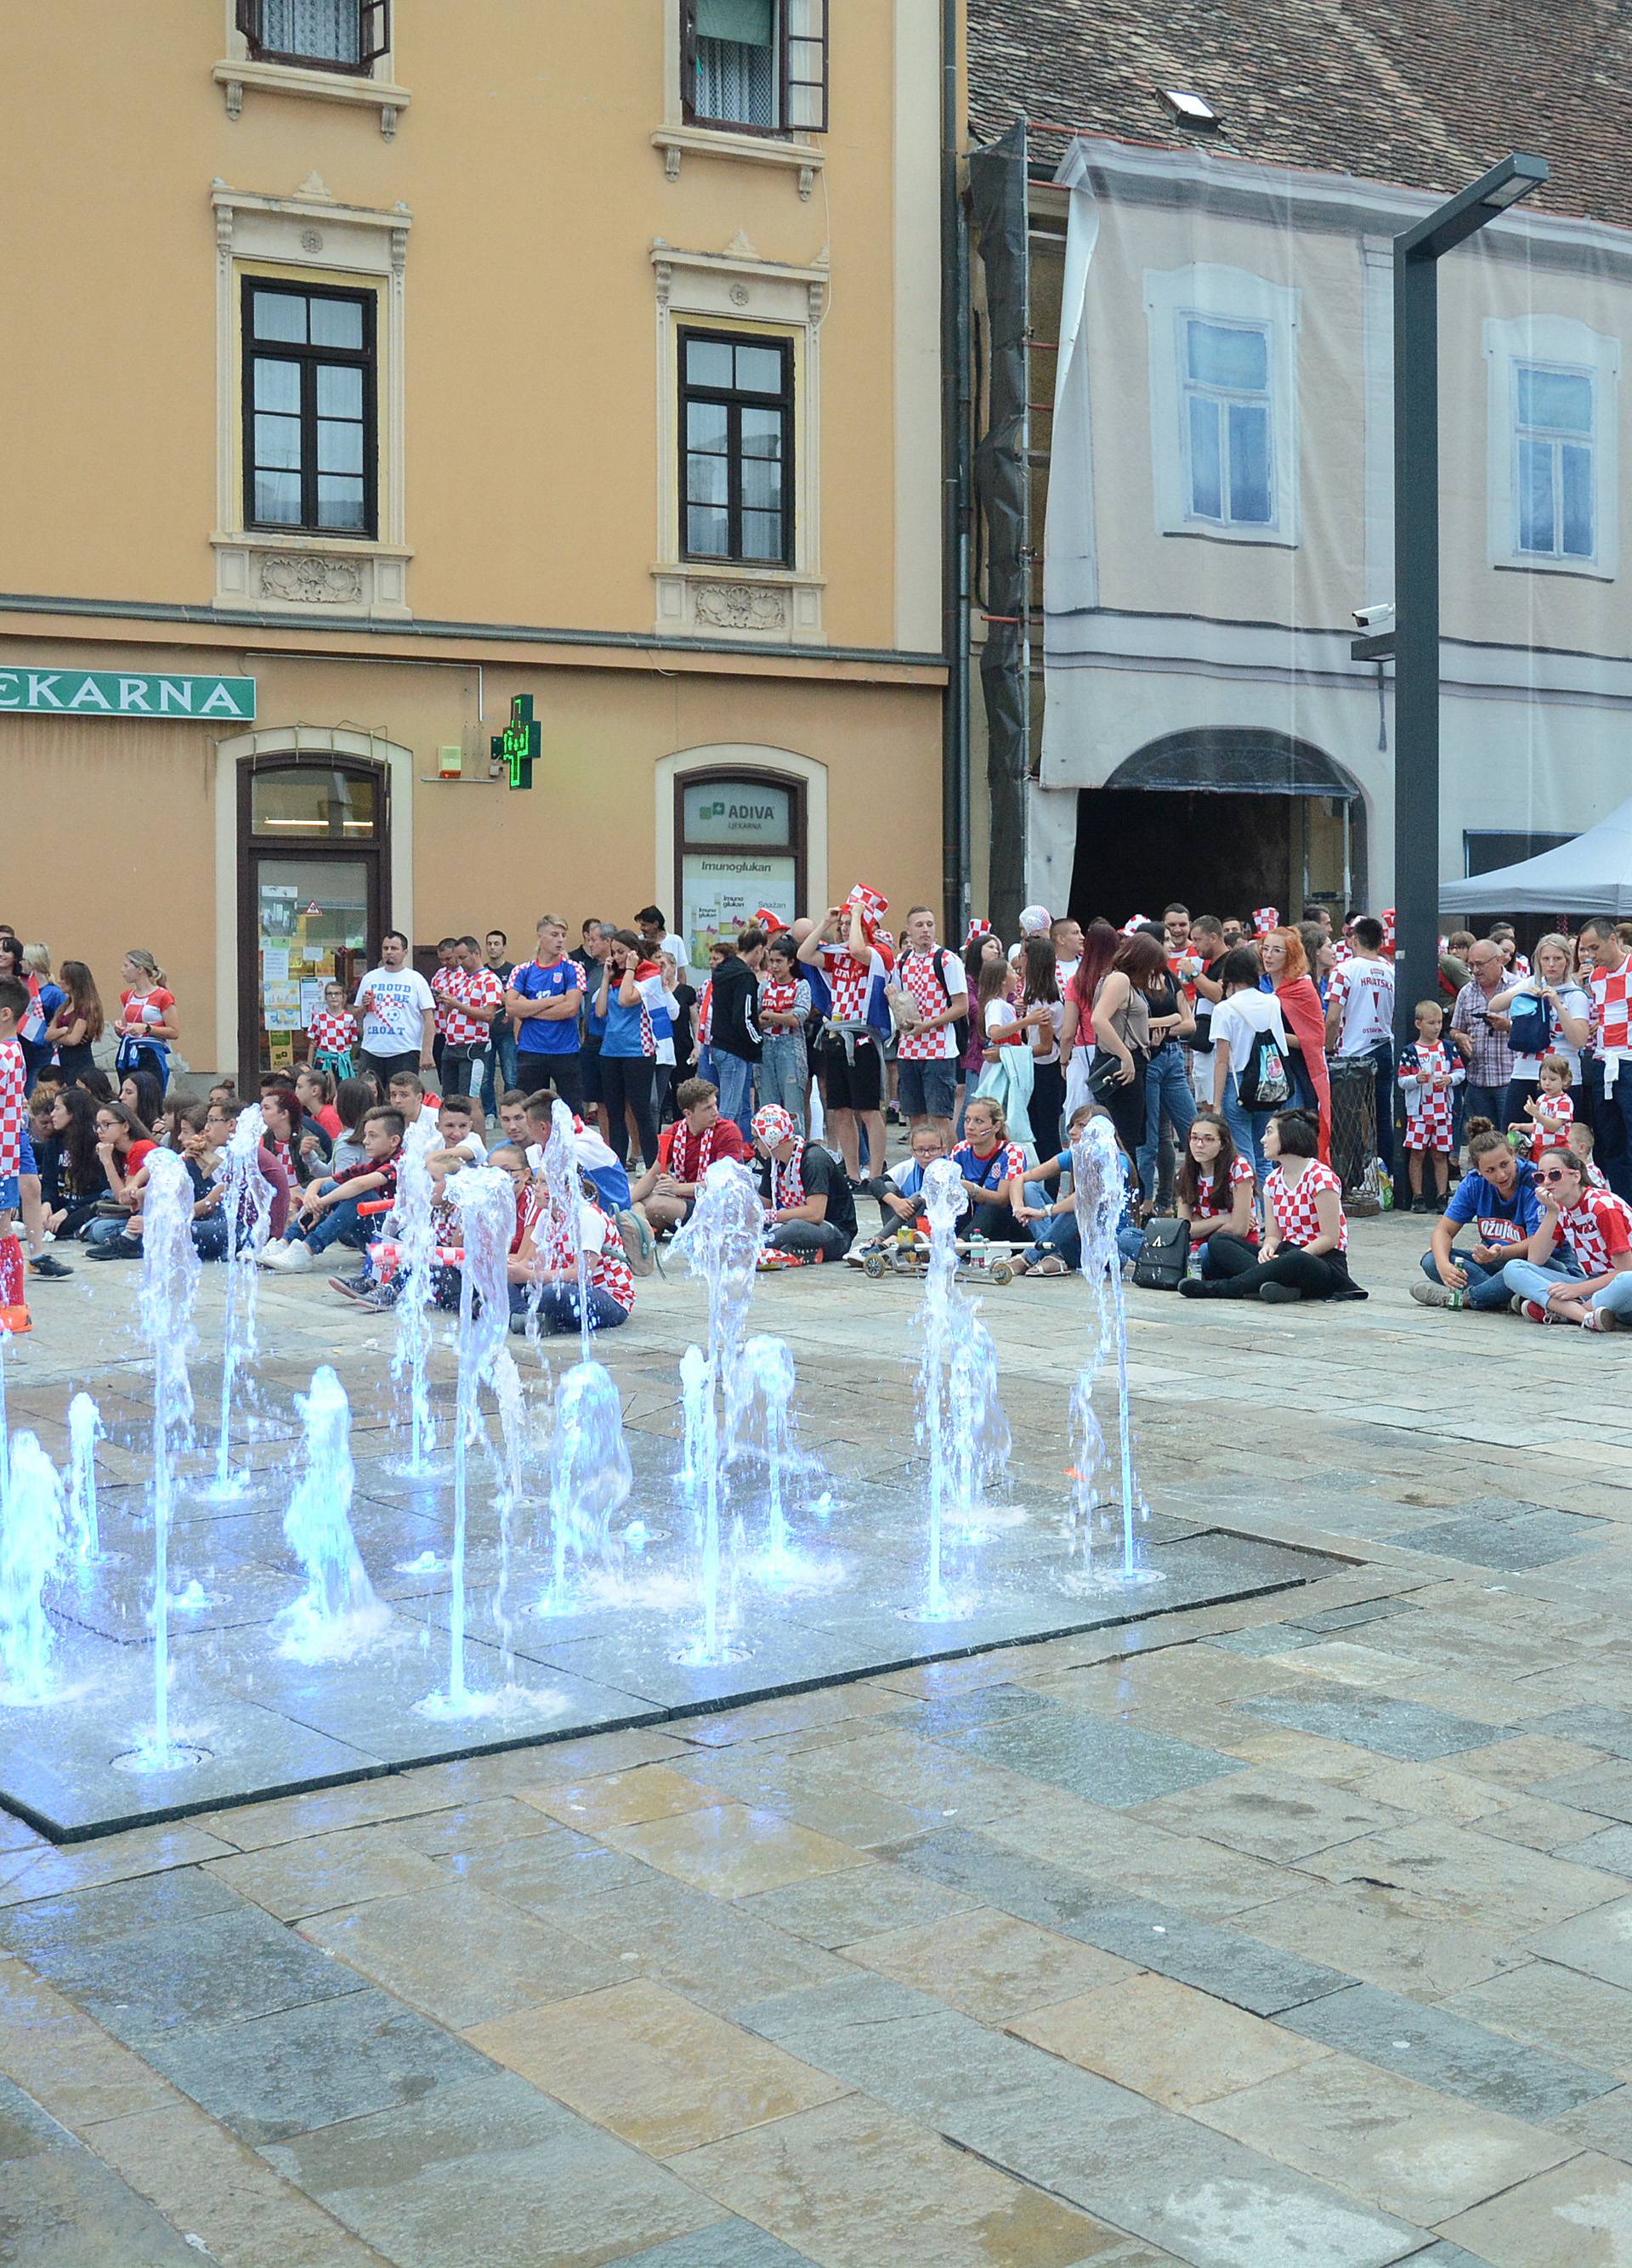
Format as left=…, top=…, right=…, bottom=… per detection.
left=968, top=0, right=1632, bottom=229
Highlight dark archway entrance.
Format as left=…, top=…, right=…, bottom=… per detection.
left=1068, top=729, right=1365, bottom=927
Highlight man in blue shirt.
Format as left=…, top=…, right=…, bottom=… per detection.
left=1413, top=1123, right=1575, bottom=1310
left=505, top=915, right=586, bottom=1111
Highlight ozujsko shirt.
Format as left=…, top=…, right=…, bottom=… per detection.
left=509, top=958, right=585, bottom=1057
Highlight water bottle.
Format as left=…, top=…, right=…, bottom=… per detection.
left=1444, top=1287, right=1465, bottom=1310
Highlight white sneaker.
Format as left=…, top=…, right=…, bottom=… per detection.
left=280, top=1242, right=315, bottom=1273
left=256, top=1244, right=289, bottom=1270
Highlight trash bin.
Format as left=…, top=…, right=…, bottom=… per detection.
left=1329, top=1054, right=1381, bottom=1205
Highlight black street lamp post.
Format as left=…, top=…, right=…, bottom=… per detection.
left=1391, top=153, right=1548, bottom=1186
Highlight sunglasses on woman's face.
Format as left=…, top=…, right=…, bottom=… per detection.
left=1538, top=1168, right=1572, bottom=1183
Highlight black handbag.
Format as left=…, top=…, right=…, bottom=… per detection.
left=1132, top=1214, right=1189, bottom=1290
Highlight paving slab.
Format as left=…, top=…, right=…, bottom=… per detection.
left=263, top=2069, right=723, bottom=2268
left=1438, top=2153, right=1632, bottom=2266
left=1277, top=1982, right=1620, bottom=2120
left=0, top=2141, right=209, bottom=2267
left=1239, top=1693, right=1522, bottom=1762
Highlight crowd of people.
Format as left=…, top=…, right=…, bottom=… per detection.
left=2, top=887, right=1629, bottom=1336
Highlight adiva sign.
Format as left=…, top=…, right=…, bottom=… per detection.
left=0, top=669, right=256, bottom=721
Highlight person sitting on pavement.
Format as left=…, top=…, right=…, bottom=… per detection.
left=1413, top=1117, right=1559, bottom=1312
left=949, top=1096, right=1030, bottom=1244
left=857, top=1123, right=946, bottom=1258
left=507, top=1145, right=635, bottom=1335
left=752, top=1103, right=857, bottom=1264
left=1511, top=1053, right=1574, bottom=1162
left=630, top=1077, right=744, bottom=1239
left=1178, top=1107, right=1364, bottom=1302
left=260, top=1106, right=404, bottom=1272
left=1501, top=1146, right=1632, bottom=1332
left=1175, top=1109, right=1257, bottom=1280
left=1009, top=1102, right=1143, bottom=1275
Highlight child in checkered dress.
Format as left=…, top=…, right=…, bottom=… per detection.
left=1517, top=1054, right=1574, bottom=1161
left=1397, top=998, right=1461, bottom=1211
left=306, top=982, right=359, bottom=1082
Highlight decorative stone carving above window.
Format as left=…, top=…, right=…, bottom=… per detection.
left=694, top=581, right=788, bottom=631
left=259, top=553, right=365, bottom=604
left=215, top=534, right=411, bottom=619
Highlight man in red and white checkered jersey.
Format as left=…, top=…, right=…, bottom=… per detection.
left=1582, top=919, right=1632, bottom=1204
left=891, top=906, right=968, bottom=1147
left=1503, top=1142, right=1632, bottom=1330
left=508, top=1175, right=635, bottom=1336
left=797, top=888, right=894, bottom=1185
left=0, top=980, right=31, bottom=1328
left=434, top=937, right=504, bottom=1101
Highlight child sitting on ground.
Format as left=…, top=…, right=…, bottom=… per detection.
left=1515, top=1054, right=1574, bottom=1160
left=507, top=1149, right=635, bottom=1336
left=1010, top=1103, right=1143, bottom=1275
left=855, top=1124, right=946, bottom=1258
left=260, top=1106, right=405, bottom=1272
left=1398, top=998, right=1461, bottom=1211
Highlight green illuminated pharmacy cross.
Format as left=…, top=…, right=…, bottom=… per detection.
left=492, top=693, right=540, bottom=790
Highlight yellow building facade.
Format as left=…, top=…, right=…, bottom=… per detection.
left=0, top=0, right=947, bottom=1081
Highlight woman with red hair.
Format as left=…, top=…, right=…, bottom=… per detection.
left=1060, top=918, right=1120, bottom=1122
left=1263, top=927, right=1330, bottom=1162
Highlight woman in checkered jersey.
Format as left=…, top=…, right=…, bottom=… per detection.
left=1178, top=1109, right=1365, bottom=1304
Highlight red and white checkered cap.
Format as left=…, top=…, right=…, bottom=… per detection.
left=964, top=919, right=992, bottom=947
left=1120, top=913, right=1150, bottom=935
left=1381, top=908, right=1397, bottom=954
left=752, top=1105, right=796, bottom=1148
left=847, top=884, right=888, bottom=922
left=1252, top=907, right=1280, bottom=937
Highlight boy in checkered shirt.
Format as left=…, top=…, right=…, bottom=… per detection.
left=0, top=977, right=31, bottom=1331
left=1397, top=998, right=1461, bottom=1211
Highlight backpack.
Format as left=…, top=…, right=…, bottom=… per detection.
left=1236, top=1023, right=1291, bottom=1110
left=1132, top=1214, right=1189, bottom=1290
left=1506, top=988, right=1551, bottom=1057
left=926, top=947, right=971, bottom=1060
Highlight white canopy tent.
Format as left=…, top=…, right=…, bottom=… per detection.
left=1440, top=796, right=1632, bottom=919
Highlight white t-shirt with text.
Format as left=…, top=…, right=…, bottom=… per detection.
left=354, top=966, right=435, bottom=1057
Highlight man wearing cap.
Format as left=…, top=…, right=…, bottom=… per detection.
left=752, top=1105, right=857, bottom=1262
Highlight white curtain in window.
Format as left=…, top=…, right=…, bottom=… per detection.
left=259, top=0, right=360, bottom=64
left=696, top=0, right=778, bottom=127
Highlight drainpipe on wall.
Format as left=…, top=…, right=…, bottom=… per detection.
left=940, top=0, right=972, bottom=937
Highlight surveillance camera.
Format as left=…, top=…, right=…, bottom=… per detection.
left=1352, top=602, right=1395, bottom=629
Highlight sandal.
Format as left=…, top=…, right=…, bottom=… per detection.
left=1032, top=1253, right=1070, bottom=1277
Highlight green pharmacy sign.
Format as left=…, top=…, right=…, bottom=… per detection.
left=491, top=693, right=539, bottom=790
left=0, top=668, right=257, bottom=721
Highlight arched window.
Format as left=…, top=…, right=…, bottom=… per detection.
left=237, top=754, right=388, bottom=1085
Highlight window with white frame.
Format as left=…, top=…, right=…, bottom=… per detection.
left=1484, top=314, right=1618, bottom=580
left=1143, top=264, right=1300, bottom=545
left=1182, top=317, right=1274, bottom=528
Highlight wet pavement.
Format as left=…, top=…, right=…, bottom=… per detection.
left=6, top=1204, right=1632, bottom=2263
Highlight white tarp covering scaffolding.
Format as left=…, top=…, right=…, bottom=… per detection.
left=1031, top=132, right=1632, bottom=930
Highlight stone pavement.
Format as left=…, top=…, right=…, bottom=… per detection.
left=7, top=1204, right=1632, bottom=2265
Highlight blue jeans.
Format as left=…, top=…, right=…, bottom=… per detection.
left=714, top=1050, right=755, bottom=1140
left=1218, top=1073, right=1271, bottom=1182
left=1138, top=1042, right=1195, bottom=1202
left=1420, top=1244, right=1575, bottom=1312
left=507, top=1283, right=628, bottom=1332
left=286, top=1193, right=370, bottom=1255
left=1587, top=1056, right=1632, bottom=1203
left=481, top=1027, right=519, bottom=1118
left=758, top=1032, right=808, bottom=1134
left=1504, top=1255, right=1632, bottom=1318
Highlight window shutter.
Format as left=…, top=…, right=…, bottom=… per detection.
left=785, top=0, right=828, bottom=133
left=357, top=0, right=390, bottom=67
left=680, top=0, right=700, bottom=123
left=235, top=0, right=263, bottom=48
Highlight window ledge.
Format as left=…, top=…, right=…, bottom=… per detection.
left=1493, top=556, right=1616, bottom=585
left=212, top=533, right=414, bottom=620
left=651, top=125, right=822, bottom=199
left=213, top=59, right=411, bottom=138
left=1160, top=524, right=1299, bottom=551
